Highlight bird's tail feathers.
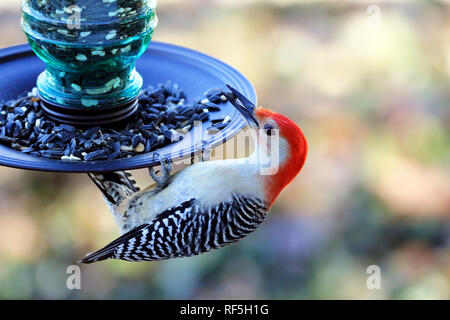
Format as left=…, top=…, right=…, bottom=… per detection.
left=80, top=224, right=149, bottom=264
left=79, top=248, right=115, bottom=264
left=88, top=171, right=140, bottom=205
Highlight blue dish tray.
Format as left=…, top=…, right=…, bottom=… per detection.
left=0, top=42, right=256, bottom=173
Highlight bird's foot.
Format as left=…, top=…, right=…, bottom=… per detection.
left=149, top=156, right=172, bottom=189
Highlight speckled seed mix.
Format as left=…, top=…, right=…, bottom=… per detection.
left=0, top=82, right=231, bottom=161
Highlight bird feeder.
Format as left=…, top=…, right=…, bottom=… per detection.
left=21, top=0, right=158, bottom=125
left=0, top=0, right=257, bottom=173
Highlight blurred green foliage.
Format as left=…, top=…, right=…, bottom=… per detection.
left=0, top=0, right=448, bottom=299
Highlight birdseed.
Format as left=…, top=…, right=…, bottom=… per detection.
left=0, top=82, right=231, bottom=162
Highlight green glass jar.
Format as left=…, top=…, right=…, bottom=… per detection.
left=21, top=0, right=157, bottom=122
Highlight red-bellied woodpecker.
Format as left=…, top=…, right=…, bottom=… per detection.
left=81, top=85, right=308, bottom=263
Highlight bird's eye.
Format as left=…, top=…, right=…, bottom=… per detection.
left=264, top=124, right=275, bottom=136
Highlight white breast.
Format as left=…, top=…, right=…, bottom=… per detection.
left=126, top=159, right=265, bottom=228
left=143, top=160, right=264, bottom=221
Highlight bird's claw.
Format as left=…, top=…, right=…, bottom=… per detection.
left=160, top=156, right=172, bottom=176
left=149, top=156, right=172, bottom=189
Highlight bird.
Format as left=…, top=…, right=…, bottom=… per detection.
left=80, top=85, right=308, bottom=263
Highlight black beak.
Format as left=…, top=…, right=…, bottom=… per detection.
left=225, top=85, right=259, bottom=128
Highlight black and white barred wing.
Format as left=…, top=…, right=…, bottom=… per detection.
left=81, top=196, right=267, bottom=263
left=80, top=199, right=196, bottom=263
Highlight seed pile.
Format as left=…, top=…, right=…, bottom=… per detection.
left=0, top=82, right=231, bottom=162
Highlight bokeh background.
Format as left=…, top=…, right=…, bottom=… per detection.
left=0, top=0, right=449, bottom=299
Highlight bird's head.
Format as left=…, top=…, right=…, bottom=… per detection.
left=226, top=85, right=308, bottom=207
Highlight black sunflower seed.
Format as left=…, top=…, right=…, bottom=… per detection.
left=54, top=124, right=76, bottom=132
left=108, top=152, right=121, bottom=160
left=214, top=123, right=229, bottom=130
left=38, top=133, right=56, bottom=144
left=132, top=134, right=142, bottom=149
left=21, top=147, right=34, bottom=154
left=83, top=126, right=100, bottom=139
left=163, top=130, right=172, bottom=140
left=211, top=117, right=226, bottom=124
left=84, top=150, right=107, bottom=161
left=204, top=102, right=222, bottom=112
left=14, top=107, right=27, bottom=116
left=205, top=89, right=223, bottom=103
left=145, top=107, right=160, bottom=114
left=197, top=113, right=210, bottom=122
